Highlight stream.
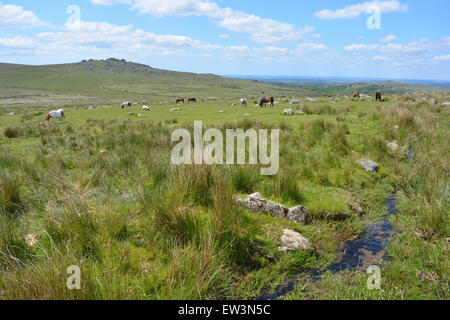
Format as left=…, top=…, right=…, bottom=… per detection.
left=259, top=194, right=399, bottom=300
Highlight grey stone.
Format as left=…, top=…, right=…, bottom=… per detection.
left=289, top=99, right=301, bottom=105
left=278, top=229, right=312, bottom=252
left=238, top=193, right=306, bottom=224
left=357, top=160, right=379, bottom=172
left=287, top=206, right=307, bottom=224
left=283, top=108, right=294, bottom=115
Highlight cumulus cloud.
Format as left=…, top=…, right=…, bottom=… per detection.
left=0, top=2, right=47, bottom=28
left=341, top=37, right=450, bottom=69
left=344, top=44, right=379, bottom=51
left=373, top=55, right=388, bottom=61
left=0, top=36, right=35, bottom=48
left=381, top=35, right=398, bottom=42
left=315, top=0, right=407, bottom=19
left=90, top=0, right=315, bottom=43
left=343, top=38, right=450, bottom=55
left=433, top=54, right=450, bottom=61
left=90, top=0, right=131, bottom=4
left=37, top=20, right=217, bottom=53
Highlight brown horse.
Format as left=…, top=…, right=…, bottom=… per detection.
left=375, top=91, right=382, bottom=101
left=176, top=98, right=185, bottom=104
left=353, top=91, right=360, bottom=99
left=260, top=96, right=274, bottom=107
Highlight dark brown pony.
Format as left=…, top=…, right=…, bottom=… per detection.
left=176, top=98, right=185, bottom=104
left=375, top=91, right=382, bottom=101
left=260, top=96, right=274, bottom=107
left=188, top=98, right=197, bottom=103
left=353, top=91, right=360, bottom=99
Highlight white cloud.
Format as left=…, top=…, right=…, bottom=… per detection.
left=90, top=0, right=315, bottom=43
left=37, top=20, right=216, bottom=52
left=255, top=46, right=290, bottom=57
left=315, top=0, right=407, bottom=19
left=433, top=54, right=450, bottom=61
left=296, top=42, right=328, bottom=52
left=0, top=2, right=47, bottom=28
left=219, top=34, right=230, bottom=39
left=0, top=36, right=35, bottom=48
left=340, top=37, right=450, bottom=70
left=382, top=42, right=426, bottom=54
left=343, top=38, right=450, bottom=55
left=381, top=35, right=398, bottom=42
left=90, top=0, right=131, bottom=5
left=344, top=44, right=379, bottom=51
left=373, top=55, right=388, bottom=61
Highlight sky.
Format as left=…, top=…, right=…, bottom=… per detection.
left=0, top=0, right=449, bottom=80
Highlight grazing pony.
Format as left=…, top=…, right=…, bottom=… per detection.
left=122, top=102, right=132, bottom=109
left=45, top=109, right=65, bottom=122
left=260, top=96, right=274, bottom=107
left=188, top=98, right=197, bottom=103
left=375, top=91, right=382, bottom=102
left=241, top=98, right=247, bottom=107
left=176, top=98, right=185, bottom=104
left=353, top=91, right=360, bottom=99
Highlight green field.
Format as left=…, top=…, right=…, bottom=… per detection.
left=0, top=60, right=449, bottom=300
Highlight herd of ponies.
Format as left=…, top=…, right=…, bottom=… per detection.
left=44, top=91, right=383, bottom=122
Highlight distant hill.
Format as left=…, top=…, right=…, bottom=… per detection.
left=227, top=76, right=449, bottom=95
left=0, top=58, right=314, bottom=106
left=0, top=58, right=447, bottom=108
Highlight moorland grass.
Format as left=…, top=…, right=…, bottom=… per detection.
left=0, top=94, right=448, bottom=300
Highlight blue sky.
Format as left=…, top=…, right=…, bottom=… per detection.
left=0, top=0, right=449, bottom=79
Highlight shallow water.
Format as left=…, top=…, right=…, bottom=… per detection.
left=259, top=194, right=398, bottom=300
left=409, top=148, right=415, bottom=163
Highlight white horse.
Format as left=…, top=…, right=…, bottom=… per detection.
left=46, top=109, right=65, bottom=122
left=241, top=98, right=247, bottom=107
left=142, top=105, right=150, bottom=111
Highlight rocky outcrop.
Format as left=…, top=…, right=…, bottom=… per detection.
left=278, top=229, right=312, bottom=252
left=283, top=108, right=294, bottom=115
left=237, top=192, right=306, bottom=224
